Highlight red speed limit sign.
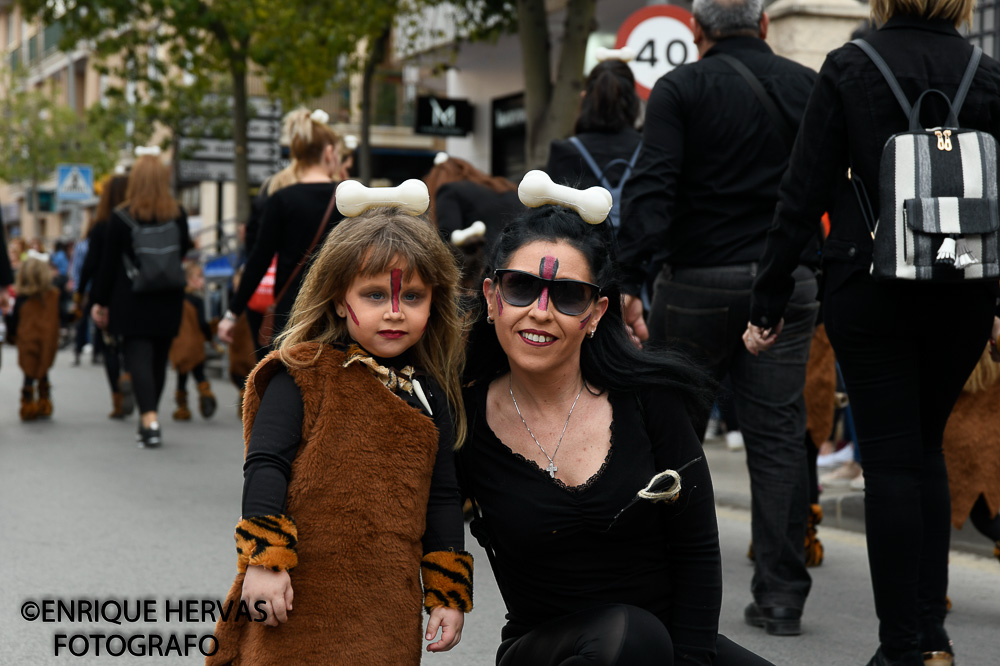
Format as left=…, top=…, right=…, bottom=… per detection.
left=615, top=5, right=698, bottom=100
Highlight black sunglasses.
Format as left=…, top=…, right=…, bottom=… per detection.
left=494, top=269, right=600, bottom=316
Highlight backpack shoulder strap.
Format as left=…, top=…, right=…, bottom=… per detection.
left=951, top=46, right=983, bottom=119
left=850, top=39, right=913, bottom=120
left=116, top=207, right=140, bottom=231
left=568, top=136, right=607, bottom=186
left=714, top=53, right=795, bottom=150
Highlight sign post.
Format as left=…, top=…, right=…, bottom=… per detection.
left=56, top=163, right=95, bottom=239
left=615, top=6, right=698, bottom=100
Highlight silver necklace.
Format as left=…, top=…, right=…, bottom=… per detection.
left=508, top=374, right=584, bottom=478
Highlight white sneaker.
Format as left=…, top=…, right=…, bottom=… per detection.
left=849, top=473, right=865, bottom=491
left=817, top=445, right=856, bottom=469
left=704, top=417, right=724, bottom=442
left=725, top=430, right=745, bottom=451
left=820, top=460, right=863, bottom=488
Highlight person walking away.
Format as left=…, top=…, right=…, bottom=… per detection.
left=170, top=261, right=217, bottom=420
left=77, top=175, right=133, bottom=419
left=743, top=0, right=1000, bottom=662
left=208, top=183, right=471, bottom=665
left=0, top=209, right=13, bottom=369
left=10, top=252, right=60, bottom=420
left=91, top=148, right=193, bottom=448
left=618, top=0, right=820, bottom=636
left=217, top=108, right=341, bottom=351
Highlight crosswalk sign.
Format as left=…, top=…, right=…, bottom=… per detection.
left=56, top=164, right=95, bottom=201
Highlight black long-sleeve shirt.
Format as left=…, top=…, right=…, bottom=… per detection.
left=0, top=208, right=12, bottom=288
left=618, top=37, right=818, bottom=294
left=751, top=16, right=1000, bottom=327
left=459, top=383, right=721, bottom=665
left=242, top=361, right=464, bottom=554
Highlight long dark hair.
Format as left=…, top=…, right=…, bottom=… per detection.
left=574, top=61, right=640, bottom=135
left=465, top=205, right=715, bottom=417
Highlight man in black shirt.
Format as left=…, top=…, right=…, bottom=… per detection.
left=618, top=0, right=819, bottom=636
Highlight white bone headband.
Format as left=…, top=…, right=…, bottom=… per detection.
left=336, top=179, right=429, bottom=217
left=26, top=249, right=50, bottom=263
left=518, top=170, right=612, bottom=225
left=135, top=145, right=162, bottom=157
left=451, top=221, right=486, bottom=246
left=595, top=47, right=635, bottom=63
left=343, top=135, right=359, bottom=151
left=434, top=151, right=449, bottom=166
left=310, top=109, right=330, bottom=125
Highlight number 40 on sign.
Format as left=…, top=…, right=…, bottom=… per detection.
left=615, top=5, right=698, bottom=100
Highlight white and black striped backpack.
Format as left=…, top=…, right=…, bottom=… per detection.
left=849, top=39, right=1000, bottom=282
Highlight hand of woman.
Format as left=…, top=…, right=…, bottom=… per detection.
left=217, top=315, right=237, bottom=344
left=743, top=319, right=784, bottom=356
left=622, top=294, right=649, bottom=347
left=241, top=565, right=293, bottom=627
left=424, top=606, right=464, bottom=652
left=989, top=316, right=1000, bottom=363
left=91, top=304, right=108, bottom=330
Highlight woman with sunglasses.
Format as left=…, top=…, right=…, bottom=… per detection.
left=460, top=181, right=771, bottom=665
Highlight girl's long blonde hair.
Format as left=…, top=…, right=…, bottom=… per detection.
left=15, top=257, right=52, bottom=297
left=276, top=208, right=467, bottom=447
left=266, top=108, right=340, bottom=196
left=963, top=345, right=1000, bottom=394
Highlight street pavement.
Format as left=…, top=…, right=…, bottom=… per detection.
left=2, top=345, right=998, bottom=665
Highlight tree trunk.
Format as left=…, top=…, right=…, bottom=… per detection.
left=230, top=57, right=250, bottom=229
left=360, top=26, right=391, bottom=186
left=519, top=0, right=596, bottom=169
left=31, top=173, right=41, bottom=239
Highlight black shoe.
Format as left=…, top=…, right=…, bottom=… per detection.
left=919, top=622, right=955, bottom=665
left=865, top=647, right=925, bottom=666
left=138, top=423, right=162, bottom=448
left=744, top=602, right=802, bottom=636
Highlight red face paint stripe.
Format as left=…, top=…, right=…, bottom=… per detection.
left=496, top=292, right=503, bottom=316
left=390, top=269, right=402, bottom=313
left=579, top=313, right=592, bottom=330
left=345, top=302, right=360, bottom=326
left=537, top=256, right=558, bottom=311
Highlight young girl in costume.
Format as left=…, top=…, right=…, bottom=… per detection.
left=169, top=261, right=217, bottom=421
left=11, top=252, right=61, bottom=420
left=209, top=180, right=472, bottom=666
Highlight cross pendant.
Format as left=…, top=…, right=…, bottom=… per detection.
left=546, top=462, right=557, bottom=478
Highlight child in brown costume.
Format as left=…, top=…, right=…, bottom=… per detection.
left=208, top=182, right=472, bottom=665
left=169, top=262, right=217, bottom=420
left=11, top=253, right=60, bottom=420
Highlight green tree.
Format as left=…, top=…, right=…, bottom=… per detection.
left=0, top=67, right=116, bottom=219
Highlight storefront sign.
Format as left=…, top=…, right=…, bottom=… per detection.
left=415, top=96, right=473, bottom=136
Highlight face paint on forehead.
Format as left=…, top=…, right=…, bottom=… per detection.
left=390, top=269, right=402, bottom=313
left=345, top=302, right=360, bottom=326
left=579, top=313, right=592, bottom=330
left=537, top=255, right=558, bottom=311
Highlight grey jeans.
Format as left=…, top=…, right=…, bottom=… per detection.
left=649, top=263, right=818, bottom=609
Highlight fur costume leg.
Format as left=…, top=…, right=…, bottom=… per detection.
left=36, top=379, right=52, bottom=418
left=197, top=380, right=217, bottom=419
left=109, top=392, right=125, bottom=419
left=805, top=503, right=825, bottom=567
left=173, top=391, right=191, bottom=421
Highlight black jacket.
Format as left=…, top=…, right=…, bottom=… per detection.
left=434, top=181, right=522, bottom=245
left=0, top=208, right=12, bottom=287
left=618, top=37, right=818, bottom=293
left=546, top=129, right=643, bottom=190
left=751, top=16, right=1000, bottom=327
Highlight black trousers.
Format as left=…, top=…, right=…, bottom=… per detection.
left=822, top=266, right=995, bottom=657
left=177, top=363, right=207, bottom=391
left=122, top=336, right=173, bottom=414
left=497, top=604, right=773, bottom=665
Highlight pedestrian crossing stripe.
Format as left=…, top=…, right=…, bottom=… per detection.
left=56, top=164, right=94, bottom=200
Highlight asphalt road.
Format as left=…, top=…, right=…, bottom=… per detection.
left=2, top=346, right=997, bottom=665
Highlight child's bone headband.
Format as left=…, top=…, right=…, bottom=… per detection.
left=336, top=179, right=430, bottom=217
left=134, top=145, right=162, bottom=157
left=594, top=47, right=635, bottom=63
left=518, top=170, right=612, bottom=225
left=451, top=221, right=486, bottom=246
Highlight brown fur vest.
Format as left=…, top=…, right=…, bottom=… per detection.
left=169, top=300, right=206, bottom=373
left=17, top=288, right=60, bottom=379
left=944, top=385, right=1000, bottom=528
left=209, top=343, right=439, bottom=665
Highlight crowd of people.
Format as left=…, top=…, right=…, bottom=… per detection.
left=3, top=0, right=1000, bottom=663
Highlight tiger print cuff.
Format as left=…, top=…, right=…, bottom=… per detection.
left=421, top=550, right=473, bottom=613
left=234, top=515, right=298, bottom=573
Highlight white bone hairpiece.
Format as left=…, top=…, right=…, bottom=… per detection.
left=451, top=221, right=486, bottom=246
left=518, top=170, right=612, bottom=225
left=343, top=135, right=359, bottom=151
left=134, top=145, right=162, bottom=158
left=595, top=46, right=636, bottom=63
left=336, top=179, right=429, bottom=217
left=434, top=151, right=449, bottom=166
left=310, top=109, right=330, bottom=125
left=26, top=249, right=51, bottom=263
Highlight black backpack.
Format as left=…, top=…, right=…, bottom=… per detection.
left=568, top=136, right=642, bottom=231
left=119, top=208, right=187, bottom=293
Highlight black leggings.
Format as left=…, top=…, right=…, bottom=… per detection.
left=122, top=337, right=172, bottom=414
left=969, top=495, right=1000, bottom=542
left=102, top=334, right=122, bottom=393
left=497, top=605, right=772, bottom=666
left=23, top=374, right=49, bottom=388
left=177, top=363, right=207, bottom=391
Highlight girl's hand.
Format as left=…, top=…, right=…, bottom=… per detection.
left=425, top=607, right=464, bottom=652
left=91, top=304, right=108, bottom=329
left=217, top=316, right=236, bottom=344
left=241, top=565, right=293, bottom=627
